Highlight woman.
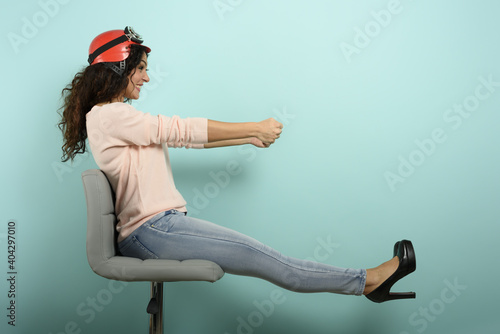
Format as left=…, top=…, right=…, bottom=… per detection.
left=58, top=26, right=416, bottom=303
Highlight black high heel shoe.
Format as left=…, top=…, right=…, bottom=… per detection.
left=366, top=240, right=416, bottom=303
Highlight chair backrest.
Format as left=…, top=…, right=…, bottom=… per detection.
left=81, top=169, right=118, bottom=271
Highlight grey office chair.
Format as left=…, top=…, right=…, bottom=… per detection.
left=82, top=169, right=224, bottom=334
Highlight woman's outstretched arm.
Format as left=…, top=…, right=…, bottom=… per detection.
left=207, top=118, right=283, bottom=146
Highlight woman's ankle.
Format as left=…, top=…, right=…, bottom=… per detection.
left=363, top=257, right=399, bottom=295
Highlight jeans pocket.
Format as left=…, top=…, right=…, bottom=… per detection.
left=118, top=235, right=134, bottom=255
left=121, top=236, right=159, bottom=260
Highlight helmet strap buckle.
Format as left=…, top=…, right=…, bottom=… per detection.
left=104, top=60, right=126, bottom=76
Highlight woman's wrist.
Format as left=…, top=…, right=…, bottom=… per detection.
left=207, top=120, right=260, bottom=142
left=247, top=122, right=259, bottom=137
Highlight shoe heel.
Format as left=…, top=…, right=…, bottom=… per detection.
left=387, top=292, right=416, bottom=301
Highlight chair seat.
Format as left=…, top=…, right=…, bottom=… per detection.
left=92, top=257, right=224, bottom=282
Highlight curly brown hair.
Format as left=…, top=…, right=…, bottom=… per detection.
left=58, top=44, right=149, bottom=162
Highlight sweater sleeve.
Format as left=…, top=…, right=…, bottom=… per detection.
left=160, top=115, right=208, bottom=148
left=93, top=103, right=208, bottom=148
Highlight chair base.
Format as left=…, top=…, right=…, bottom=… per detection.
left=148, top=282, right=164, bottom=334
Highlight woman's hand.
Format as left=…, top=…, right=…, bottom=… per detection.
left=248, top=137, right=269, bottom=148
left=256, top=118, right=283, bottom=145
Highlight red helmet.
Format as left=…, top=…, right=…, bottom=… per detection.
left=88, top=26, right=151, bottom=66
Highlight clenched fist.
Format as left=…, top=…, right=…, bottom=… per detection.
left=256, top=118, right=283, bottom=145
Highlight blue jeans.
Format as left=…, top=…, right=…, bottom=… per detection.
left=118, top=210, right=366, bottom=295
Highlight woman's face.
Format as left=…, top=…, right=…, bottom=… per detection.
left=124, top=52, right=150, bottom=100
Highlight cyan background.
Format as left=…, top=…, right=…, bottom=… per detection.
left=1, top=0, right=499, bottom=333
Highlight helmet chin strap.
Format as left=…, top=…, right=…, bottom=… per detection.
left=104, top=60, right=126, bottom=76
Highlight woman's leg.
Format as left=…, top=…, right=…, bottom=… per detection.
left=119, top=210, right=367, bottom=295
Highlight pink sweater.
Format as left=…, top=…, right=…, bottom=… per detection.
left=86, top=102, right=208, bottom=241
